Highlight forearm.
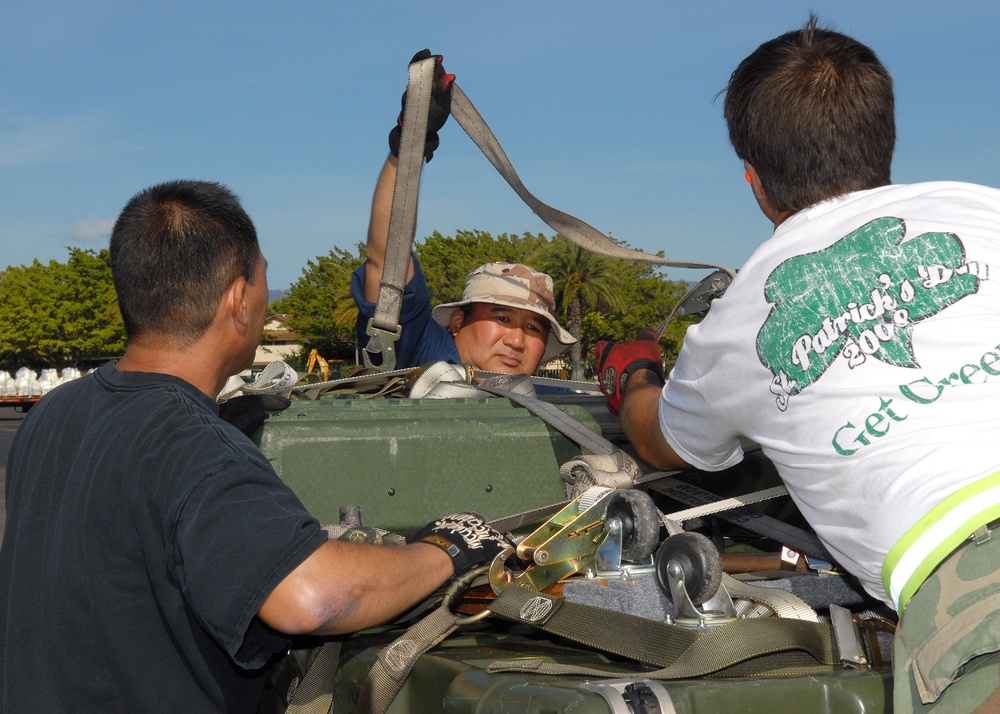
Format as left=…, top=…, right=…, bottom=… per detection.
left=259, top=539, right=452, bottom=636
left=364, top=154, right=415, bottom=302
left=619, top=370, right=690, bottom=471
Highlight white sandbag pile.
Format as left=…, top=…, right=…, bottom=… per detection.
left=0, top=367, right=84, bottom=398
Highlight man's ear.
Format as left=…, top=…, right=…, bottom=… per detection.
left=744, top=160, right=794, bottom=228
left=744, top=162, right=765, bottom=201
left=224, top=275, right=250, bottom=331
left=448, top=309, right=464, bottom=336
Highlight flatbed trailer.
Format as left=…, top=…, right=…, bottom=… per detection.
left=0, top=395, right=40, bottom=410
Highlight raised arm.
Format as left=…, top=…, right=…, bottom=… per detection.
left=363, top=155, right=413, bottom=302
left=364, top=49, right=455, bottom=303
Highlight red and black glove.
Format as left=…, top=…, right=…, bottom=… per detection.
left=595, top=329, right=665, bottom=415
left=407, top=512, right=510, bottom=579
left=388, top=49, right=455, bottom=163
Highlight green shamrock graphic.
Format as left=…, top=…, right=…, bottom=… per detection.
left=757, top=217, right=979, bottom=404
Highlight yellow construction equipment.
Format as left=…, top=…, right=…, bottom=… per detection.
left=305, top=349, right=330, bottom=382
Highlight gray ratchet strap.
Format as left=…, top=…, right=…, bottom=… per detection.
left=364, top=64, right=736, bottom=373
left=294, top=367, right=416, bottom=400
left=450, top=84, right=735, bottom=276
left=488, top=500, right=570, bottom=534
left=479, top=385, right=612, bottom=454
left=471, top=368, right=600, bottom=394
left=363, top=56, right=436, bottom=372
left=640, top=464, right=832, bottom=561
left=481, top=385, right=833, bottom=561
left=639, top=468, right=834, bottom=561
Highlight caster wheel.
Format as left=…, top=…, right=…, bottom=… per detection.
left=654, top=531, right=723, bottom=605
left=605, top=489, right=661, bottom=562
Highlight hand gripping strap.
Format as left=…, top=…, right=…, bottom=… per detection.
left=364, top=56, right=436, bottom=371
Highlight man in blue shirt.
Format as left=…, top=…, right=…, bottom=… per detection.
left=351, top=51, right=574, bottom=375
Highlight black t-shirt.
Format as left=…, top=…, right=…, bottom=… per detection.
left=0, top=363, right=327, bottom=713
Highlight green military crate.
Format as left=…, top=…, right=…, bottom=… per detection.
left=256, top=396, right=600, bottom=532
left=329, top=628, right=891, bottom=714
left=255, top=393, right=897, bottom=714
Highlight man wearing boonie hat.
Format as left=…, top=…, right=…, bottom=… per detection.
left=350, top=50, right=575, bottom=375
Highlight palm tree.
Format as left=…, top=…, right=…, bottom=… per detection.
left=537, top=238, right=626, bottom=379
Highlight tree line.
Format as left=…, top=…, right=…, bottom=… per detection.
left=0, top=248, right=125, bottom=370
left=0, top=232, right=701, bottom=373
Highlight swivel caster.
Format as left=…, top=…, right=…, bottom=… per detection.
left=654, top=531, right=736, bottom=629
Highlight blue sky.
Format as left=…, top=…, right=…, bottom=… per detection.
left=1, top=1, right=998, bottom=292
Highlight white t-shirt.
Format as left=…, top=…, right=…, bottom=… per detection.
left=661, top=181, right=1000, bottom=605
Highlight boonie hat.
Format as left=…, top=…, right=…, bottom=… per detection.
left=431, top=262, right=576, bottom=365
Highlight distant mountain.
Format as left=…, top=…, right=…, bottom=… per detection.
left=268, top=289, right=287, bottom=305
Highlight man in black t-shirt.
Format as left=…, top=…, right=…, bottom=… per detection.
left=0, top=180, right=508, bottom=712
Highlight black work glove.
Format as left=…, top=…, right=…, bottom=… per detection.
left=595, top=329, right=665, bottom=416
left=407, top=512, right=510, bottom=578
left=388, top=49, right=455, bottom=163
left=218, top=394, right=291, bottom=437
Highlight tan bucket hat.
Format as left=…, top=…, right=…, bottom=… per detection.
left=431, top=262, right=576, bottom=365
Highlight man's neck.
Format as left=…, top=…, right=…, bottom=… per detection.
left=116, top=339, right=231, bottom=399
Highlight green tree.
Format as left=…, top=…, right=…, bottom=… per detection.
left=285, top=230, right=704, bottom=372
left=582, top=265, right=700, bottom=366
left=0, top=248, right=125, bottom=369
left=534, top=238, right=626, bottom=379
left=415, top=230, right=550, bottom=303
left=274, top=245, right=364, bottom=361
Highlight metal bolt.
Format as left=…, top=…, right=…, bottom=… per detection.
left=485, top=484, right=493, bottom=493
left=387, top=488, right=395, bottom=496
left=535, top=550, right=550, bottom=564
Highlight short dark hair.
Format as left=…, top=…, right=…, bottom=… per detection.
left=724, top=16, right=895, bottom=212
left=110, top=180, right=260, bottom=344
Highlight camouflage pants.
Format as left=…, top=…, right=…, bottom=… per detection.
left=894, top=525, right=1000, bottom=713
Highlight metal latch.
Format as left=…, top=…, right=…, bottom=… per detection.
left=830, top=603, right=869, bottom=668
left=489, top=487, right=660, bottom=594
left=362, top=318, right=402, bottom=371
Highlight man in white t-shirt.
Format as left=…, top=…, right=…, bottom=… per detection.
left=597, top=16, right=1000, bottom=713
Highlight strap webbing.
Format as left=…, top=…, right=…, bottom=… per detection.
left=355, top=583, right=837, bottom=714
left=364, top=56, right=436, bottom=370
left=284, top=639, right=343, bottom=714
left=481, top=385, right=833, bottom=560
left=645, top=472, right=834, bottom=561
left=485, top=585, right=837, bottom=678
left=355, top=607, right=463, bottom=714
left=449, top=85, right=733, bottom=275
left=363, top=68, right=736, bottom=372
left=478, top=384, right=618, bottom=454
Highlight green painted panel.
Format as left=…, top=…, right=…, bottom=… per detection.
left=257, top=397, right=598, bottom=532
